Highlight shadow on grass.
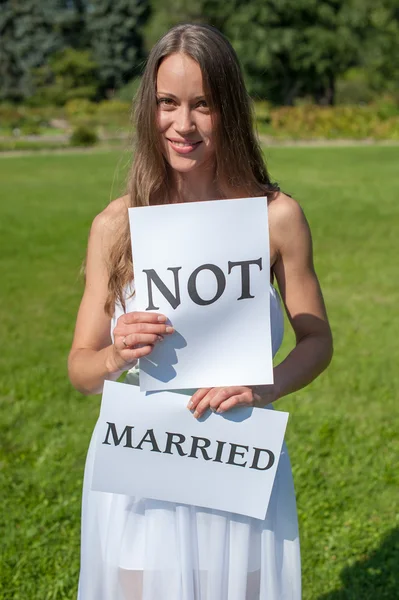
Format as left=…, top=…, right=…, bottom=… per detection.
left=318, top=527, right=399, bottom=600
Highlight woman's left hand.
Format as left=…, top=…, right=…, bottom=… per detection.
left=187, top=385, right=279, bottom=418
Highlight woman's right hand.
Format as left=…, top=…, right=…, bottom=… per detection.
left=108, top=311, right=174, bottom=373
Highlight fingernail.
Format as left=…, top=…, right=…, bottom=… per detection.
left=157, top=315, right=167, bottom=322
left=193, top=410, right=199, bottom=419
left=166, top=326, right=174, bottom=333
left=187, top=401, right=193, bottom=409
left=216, top=408, right=224, bottom=413
left=210, top=407, right=216, bottom=413
left=157, top=335, right=164, bottom=342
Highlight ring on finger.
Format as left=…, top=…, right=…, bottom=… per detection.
left=122, top=336, right=129, bottom=348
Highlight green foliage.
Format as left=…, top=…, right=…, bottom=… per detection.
left=69, top=124, right=99, bottom=147
left=335, top=71, right=377, bottom=106
left=87, top=0, right=150, bottom=94
left=0, top=0, right=61, bottom=102
left=116, top=77, right=142, bottom=102
left=1, top=0, right=398, bottom=106
left=144, top=0, right=237, bottom=49
left=0, top=104, right=51, bottom=134
left=144, top=0, right=204, bottom=49
left=63, top=99, right=131, bottom=133
left=0, top=147, right=398, bottom=598
left=57, top=0, right=89, bottom=50
left=226, top=0, right=368, bottom=104
left=254, top=103, right=399, bottom=140
left=355, top=0, right=399, bottom=95
left=30, top=47, right=99, bottom=106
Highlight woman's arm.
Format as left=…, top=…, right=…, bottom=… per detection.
left=188, top=193, right=333, bottom=417
left=265, top=192, right=333, bottom=399
left=68, top=199, right=172, bottom=395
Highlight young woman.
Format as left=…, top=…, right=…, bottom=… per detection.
left=69, top=23, right=333, bottom=600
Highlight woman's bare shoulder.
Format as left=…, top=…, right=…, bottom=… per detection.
left=91, top=195, right=129, bottom=234
left=86, top=195, right=130, bottom=265
left=268, top=191, right=309, bottom=245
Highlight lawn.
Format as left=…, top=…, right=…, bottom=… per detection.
left=0, top=145, right=398, bottom=599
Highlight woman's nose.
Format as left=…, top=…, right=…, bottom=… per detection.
left=175, top=106, right=195, bottom=135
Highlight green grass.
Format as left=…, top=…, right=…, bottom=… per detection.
left=0, top=146, right=398, bottom=599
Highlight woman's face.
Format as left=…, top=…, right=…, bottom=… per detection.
left=156, top=53, right=216, bottom=175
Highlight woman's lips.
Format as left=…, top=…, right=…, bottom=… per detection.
left=167, top=139, right=202, bottom=154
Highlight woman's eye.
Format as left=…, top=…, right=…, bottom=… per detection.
left=157, top=97, right=174, bottom=106
left=196, top=100, right=208, bottom=109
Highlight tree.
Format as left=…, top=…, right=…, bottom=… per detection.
left=226, top=0, right=399, bottom=105
left=32, top=47, right=99, bottom=105
left=144, top=0, right=240, bottom=50
left=87, top=0, right=150, bottom=95
left=56, top=0, right=89, bottom=50
left=357, top=0, right=399, bottom=95
left=225, top=0, right=373, bottom=104
left=0, top=0, right=61, bottom=101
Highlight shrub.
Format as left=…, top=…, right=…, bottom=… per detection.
left=116, top=77, right=142, bottom=103
left=31, top=48, right=99, bottom=107
left=0, top=104, right=50, bottom=134
left=254, top=101, right=272, bottom=124
left=65, top=99, right=98, bottom=119
left=69, top=125, right=98, bottom=147
left=95, top=100, right=131, bottom=132
left=336, top=68, right=376, bottom=105
left=266, top=105, right=399, bottom=140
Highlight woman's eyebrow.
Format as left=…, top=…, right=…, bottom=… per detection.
left=156, top=91, right=206, bottom=100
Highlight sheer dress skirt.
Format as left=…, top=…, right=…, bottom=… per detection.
left=77, top=285, right=301, bottom=599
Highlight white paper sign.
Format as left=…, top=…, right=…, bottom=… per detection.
left=129, top=197, right=272, bottom=391
left=91, top=381, right=288, bottom=520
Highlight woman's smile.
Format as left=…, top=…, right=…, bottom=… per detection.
left=167, top=138, right=203, bottom=154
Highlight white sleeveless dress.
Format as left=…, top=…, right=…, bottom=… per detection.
left=78, top=285, right=301, bottom=600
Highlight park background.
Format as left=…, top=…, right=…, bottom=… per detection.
left=0, top=1, right=398, bottom=599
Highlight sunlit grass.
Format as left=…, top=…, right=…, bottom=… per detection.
left=0, top=145, right=398, bottom=599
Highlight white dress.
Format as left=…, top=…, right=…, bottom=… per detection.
left=78, top=285, right=301, bottom=600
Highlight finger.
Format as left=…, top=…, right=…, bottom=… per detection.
left=114, top=344, right=155, bottom=369
left=193, top=389, right=220, bottom=418
left=121, top=312, right=168, bottom=325
left=125, top=345, right=155, bottom=359
left=209, top=387, right=248, bottom=411
left=187, top=388, right=211, bottom=410
left=216, top=394, right=249, bottom=414
left=121, top=333, right=163, bottom=349
left=114, top=322, right=174, bottom=337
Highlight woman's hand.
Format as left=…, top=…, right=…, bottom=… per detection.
left=108, top=311, right=175, bottom=373
left=187, top=384, right=280, bottom=418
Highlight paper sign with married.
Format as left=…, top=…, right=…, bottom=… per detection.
left=129, top=197, right=272, bottom=391
left=91, top=380, right=289, bottom=520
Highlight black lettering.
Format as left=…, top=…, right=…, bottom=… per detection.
left=228, top=258, right=263, bottom=300
left=163, top=432, right=187, bottom=456
left=135, top=428, right=162, bottom=452
left=250, top=447, right=275, bottom=470
left=143, top=267, right=182, bottom=310
left=187, top=264, right=226, bottom=306
left=214, top=440, right=226, bottom=463
left=189, top=436, right=213, bottom=460
left=226, top=443, right=248, bottom=467
left=103, top=422, right=134, bottom=448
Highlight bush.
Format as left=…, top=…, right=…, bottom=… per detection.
left=95, top=100, right=131, bottom=132
left=30, top=48, right=99, bottom=107
left=65, top=99, right=98, bottom=119
left=69, top=125, right=98, bottom=147
left=336, top=68, right=376, bottom=105
left=116, top=77, right=142, bottom=103
left=254, top=101, right=272, bottom=124
left=0, top=104, right=50, bottom=134
left=265, top=105, right=399, bottom=140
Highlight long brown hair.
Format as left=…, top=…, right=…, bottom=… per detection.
left=105, top=23, right=279, bottom=316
